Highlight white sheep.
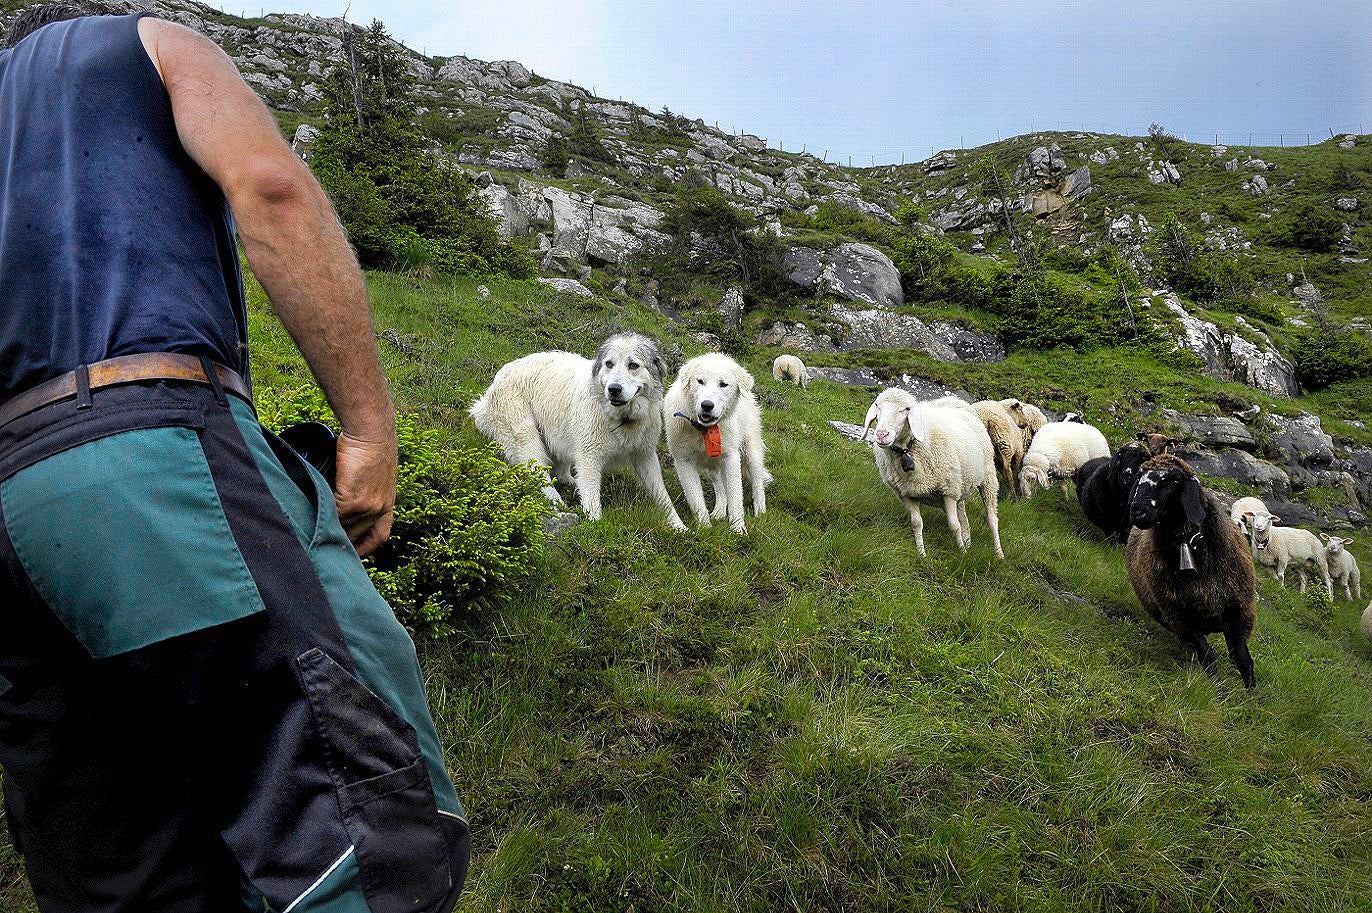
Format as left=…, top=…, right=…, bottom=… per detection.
left=1229, top=496, right=1268, bottom=535
left=1244, top=512, right=1333, bottom=598
left=1361, top=600, right=1372, bottom=643
left=771, top=354, right=809, bottom=388
left=1019, top=420, right=1110, bottom=497
left=861, top=389, right=1004, bottom=559
left=1321, top=535, right=1361, bottom=601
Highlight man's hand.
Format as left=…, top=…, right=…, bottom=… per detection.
left=334, top=429, right=398, bottom=557
left=140, top=17, right=400, bottom=556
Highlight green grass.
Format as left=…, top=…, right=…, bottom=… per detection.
left=9, top=271, right=1371, bottom=912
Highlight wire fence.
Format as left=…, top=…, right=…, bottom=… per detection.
left=204, top=4, right=1368, bottom=167
left=711, top=120, right=1371, bottom=168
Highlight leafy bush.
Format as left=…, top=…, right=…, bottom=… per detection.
left=540, top=104, right=614, bottom=174
left=653, top=182, right=787, bottom=301
left=1270, top=201, right=1344, bottom=253
left=1293, top=326, right=1372, bottom=391
left=256, top=385, right=552, bottom=636
left=986, top=265, right=1140, bottom=351
left=310, top=20, right=528, bottom=278
left=1147, top=215, right=1261, bottom=310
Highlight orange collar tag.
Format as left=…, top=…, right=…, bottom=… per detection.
left=703, top=425, right=723, bottom=458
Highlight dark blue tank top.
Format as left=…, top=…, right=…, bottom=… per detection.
left=0, top=13, right=247, bottom=399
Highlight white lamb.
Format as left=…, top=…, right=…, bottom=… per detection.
left=1018, top=420, right=1110, bottom=497
left=861, top=388, right=1004, bottom=559
left=1321, top=535, right=1361, bottom=601
left=771, top=354, right=809, bottom=388
left=1244, top=512, right=1333, bottom=598
left=1230, top=496, right=1268, bottom=535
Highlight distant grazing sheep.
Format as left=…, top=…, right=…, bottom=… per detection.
left=1229, top=496, right=1268, bottom=535
left=771, top=354, right=809, bottom=388
left=973, top=400, right=1026, bottom=492
left=1020, top=420, right=1110, bottom=497
left=1075, top=442, right=1151, bottom=542
left=1244, top=512, right=1333, bottom=598
left=1126, top=455, right=1258, bottom=689
left=1322, top=535, right=1361, bottom=601
left=1000, top=399, right=1048, bottom=451
left=862, top=389, right=1004, bottom=559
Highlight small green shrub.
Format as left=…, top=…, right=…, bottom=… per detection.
left=256, top=385, right=552, bottom=636
left=1270, top=201, right=1345, bottom=253
left=1293, top=326, right=1372, bottom=391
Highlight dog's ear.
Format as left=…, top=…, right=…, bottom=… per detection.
left=590, top=339, right=610, bottom=379
left=643, top=337, right=667, bottom=383
left=734, top=363, right=755, bottom=393
left=1181, top=476, right=1205, bottom=527
left=861, top=402, right=879, bottom=441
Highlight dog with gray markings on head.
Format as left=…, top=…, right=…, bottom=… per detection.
left=664, top=352, right=772, bottom=533
left=470, top=332, right=686, bottom=529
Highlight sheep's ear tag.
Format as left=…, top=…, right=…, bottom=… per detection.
left=704, top=425, right=723, bottom=458
left=1178, top=542, right=1197, bottom=573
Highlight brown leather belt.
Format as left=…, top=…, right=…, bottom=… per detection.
left=0, top=353, right=251, bottom=428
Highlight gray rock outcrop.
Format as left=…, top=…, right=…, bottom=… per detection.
left=1163, top=295, right=1298, bottom=396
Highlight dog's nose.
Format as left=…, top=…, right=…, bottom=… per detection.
left=607, top=383, right=623, bottom=397
left=700, top=400, right=715, bottom=413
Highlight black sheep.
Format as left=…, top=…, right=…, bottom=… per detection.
left=1125, top=455, right=1258, bottom=689
left=1075, top=443, right=1150, bottom=542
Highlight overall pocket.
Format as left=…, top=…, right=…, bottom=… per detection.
left=295, top=647, right=453, bottom=912
left=0, top=424, right=266, bottom=657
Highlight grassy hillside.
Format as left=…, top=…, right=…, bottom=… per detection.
left=6, top=270, right=1369, bottom=912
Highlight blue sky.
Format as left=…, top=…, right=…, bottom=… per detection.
left=225, top=0, right=1371, bottom=163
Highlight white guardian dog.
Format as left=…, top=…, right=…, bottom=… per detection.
left=471, top=333, right=687, bottom=529
left=664, top=353, right=771, bottom=533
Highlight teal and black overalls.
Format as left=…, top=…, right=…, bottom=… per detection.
left=0, top=14, right=468, bottom=912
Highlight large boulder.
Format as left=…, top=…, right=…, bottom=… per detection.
left=1062, top=165, right=1091, bottom=199
left=830, top=305, right=951, bottom=356
left=1162, top=409, right=1257, bottom=450
left=518, top=186, right=669, bottom=268
left=818, top=243, right=904, bottom=309
left=1175, top=446, right=1291, bottom=498
left=1163, top=295, right=1298, bottom=396
left=782, top=246, right=824, bottom=290
left=928, top=321, right=1005, bottom=363
left=757, top=321, right=836, bottom=353
left=1266, top=413, right=1335, bottom=468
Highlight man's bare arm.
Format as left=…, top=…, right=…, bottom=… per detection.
left=139, top=17, right=395, bottom=555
